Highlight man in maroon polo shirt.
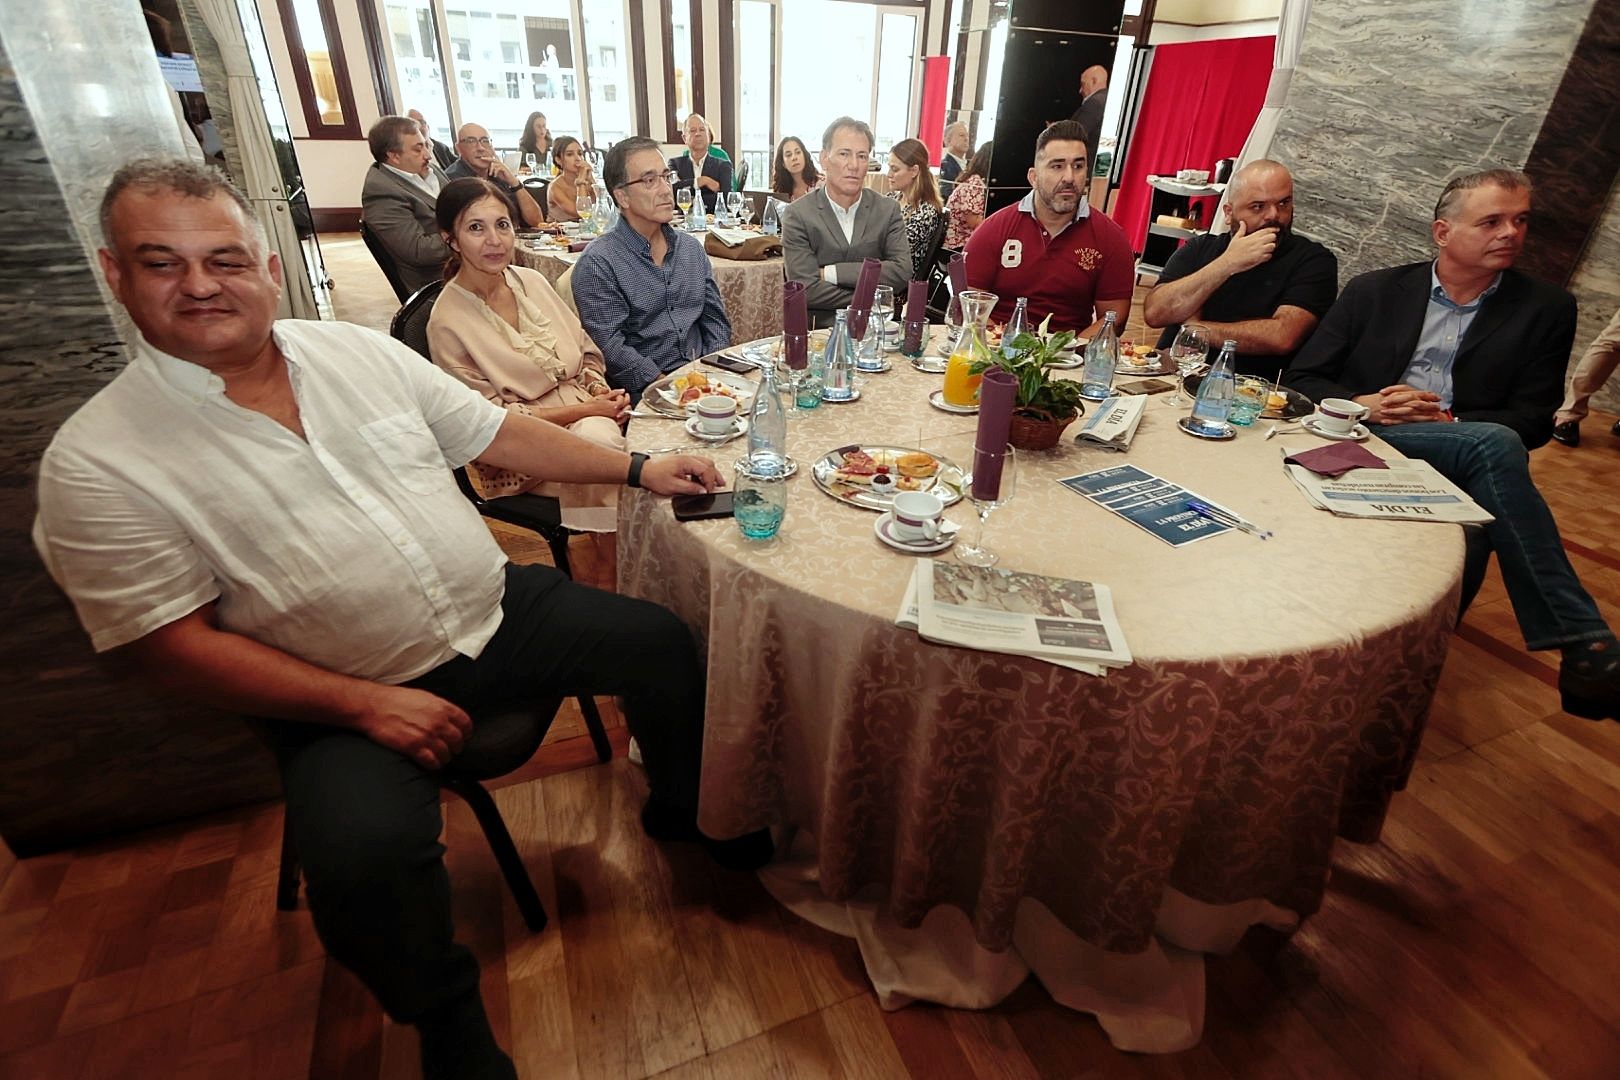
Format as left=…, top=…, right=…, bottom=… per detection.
left=963, top=119, right=1134, bottom=335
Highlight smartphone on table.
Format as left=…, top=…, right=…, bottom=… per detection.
left=672, top=491, right=735, bottom=521
left=700, top=354, right=755, bottom=376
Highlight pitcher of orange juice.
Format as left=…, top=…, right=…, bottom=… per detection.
left=942, top=290, right=999, bottom=407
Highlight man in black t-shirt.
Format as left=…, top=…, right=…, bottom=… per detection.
left=1143, top=160, right=1338, bottom=378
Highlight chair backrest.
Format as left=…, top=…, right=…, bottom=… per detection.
left=914, top=212, right=950, bottom=282
left=360, top=220, right=412, bottom=303
left=522, top=177, right=551, bottom=222
left=390, top=279, right=446, bottom=360
left=735, top=158, right=750, bottom=191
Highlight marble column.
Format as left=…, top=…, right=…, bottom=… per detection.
left=0, top=10, right=279, bottom=854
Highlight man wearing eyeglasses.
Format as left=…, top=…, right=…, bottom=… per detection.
left=780, top=117, right=908, bottom=328
left=362, top=115, right=454, bottom=294
left=446, top=122, right=543, bottom=228
left=573, top=137, right=733, bottom=400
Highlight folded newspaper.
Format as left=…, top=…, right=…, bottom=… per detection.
left=706, top=226, right=762, bottom=247
left=1283, top=455, right=1494, bottom=523
left=894, top=561, right=1132, bottom=675
left=1072, top=393, right=1147, bottom=452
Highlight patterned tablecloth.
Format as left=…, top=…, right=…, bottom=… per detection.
left=618, top=335, right=1462, bottom=1049
left=514, top=240, right=784, bottom=345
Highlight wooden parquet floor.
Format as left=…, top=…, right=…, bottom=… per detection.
left=6, top=247, right=1619, bottom=1077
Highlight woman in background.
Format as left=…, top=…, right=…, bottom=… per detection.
left=545, top=135, right=594, bottom=223
left=944, top=140, right=993, bottom=251
left=427, top=178, right=629, bottom=539
left=517, top=111, right=550, bottom=170
left=770, top=136, right=821, bottom=203
left=885, top=138, right=944, bottom=278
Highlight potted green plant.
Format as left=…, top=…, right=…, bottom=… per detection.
left=968, top=319, right=1087, bottom=451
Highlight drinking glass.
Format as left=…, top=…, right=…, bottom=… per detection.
left=576, top=192, right=596, bottom=232
left=734, top=468, right=787, bottom=540
left=872, top=284, right=894, bottom=327
left=736, top=198, right=754, bottom=227
left=523, top=152, right=537, bottom=175
left=676, top=186, right=694, bottom=223
left=958, top=443, right=1017, bottom=567
left=1230, top=376, right=1268, bottom=426
left=1166, top=323, right=1211, bottom=407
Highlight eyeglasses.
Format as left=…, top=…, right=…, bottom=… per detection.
left=617, top=170, right=679, bottom=192
left=458, top=136, right=494, bottom=147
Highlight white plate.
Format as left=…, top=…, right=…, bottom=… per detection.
left=1301, top=417, right=1370, bottom=442
left=854, top=359, right=893, bottom=374
left=820, top=387, right=862, bottom=404
left=683, top=415, right=749, bottom=444
left=929, top=389, right=978, bottom=414
left=911, top=357, right=948, bottom=374
left=874, top=512, right=958, bottom=554
left=650, top=369, right=756, bottom=415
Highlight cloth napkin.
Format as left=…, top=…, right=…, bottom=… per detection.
left=848, top=258, right=882, bottom=338
left=902, top=279, right=929, bottom=353
left=1284, top=442, right=1389, bottom=478
left=946, top=253, right=967, bottom=324
left=971, top=369, right=1017, bottom=500
left=783, top=280, right=808, bottom=369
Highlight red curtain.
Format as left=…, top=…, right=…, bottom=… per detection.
left=1111, top=36, right=1275, bottom=252
left=918, top=56, right=950, bottom=165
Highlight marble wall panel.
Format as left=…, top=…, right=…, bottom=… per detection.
left=0, top=24, right=278, bottom=854
left=1270, top=0, right=1594, bottom=282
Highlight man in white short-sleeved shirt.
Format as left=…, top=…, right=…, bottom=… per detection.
left=33, top=160, right=770, bottom=1080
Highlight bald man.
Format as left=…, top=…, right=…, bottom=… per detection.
left=446, top=122, right=542, bottom=227
left=668, top=112, right=733, bottom=214
left=408, top=108, right=456, bottom=170
left=1071, top=64, right=1109, bottom=171
left=1143, top=160, right=1339, bottom=378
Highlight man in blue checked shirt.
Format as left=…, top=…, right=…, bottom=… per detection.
left=573, top=136, right=733, bottom=401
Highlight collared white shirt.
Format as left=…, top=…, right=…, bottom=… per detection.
left=1016, top=190, right=1090, bottom=241
left=1401, top=262, right=1502, bottom=409
left=386, top=162, right=442, bottom=199
left=34, top=320, right=510, bottom=684
left=820, top=189, right=862, bottom=281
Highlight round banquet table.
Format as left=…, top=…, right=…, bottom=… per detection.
left=616, top=333, right=1462, bottom=1052
left=514, top=238, right=784, bottom=345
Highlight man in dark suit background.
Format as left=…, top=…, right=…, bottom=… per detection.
left=361, top=115, right=452, bottom=294
left=1286, top=168, right=1618, bottom=722
left=780, top=116, right=909, bottom=328
left=1070, top=65, right=1109, bottom=177
left=408, top=108, right=456, bottom=171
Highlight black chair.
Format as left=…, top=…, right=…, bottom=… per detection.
left=735, top=157, right=750, bottom=192
left=921, top=217, right=954, bottom=320
left=522, top=176, right=551, bottom=222
left=359, top=219, right=411, bottom=303
left=275, top=702, right=564, bottom=932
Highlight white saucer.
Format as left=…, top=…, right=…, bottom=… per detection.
left=854, top=359, right=893, bottom=374
left=874, top=512, right=957, bottom=554
left=911, top=357, right=949, bottom=373
left=735, top=455, right=798, bottom=480
left=820, top=388, right=862, bottom=404
left=1301, top=417, right=1370, bottom=442
left=929, top=389, right=978, bottom=414
left=684, top=415, right=749, bottom=443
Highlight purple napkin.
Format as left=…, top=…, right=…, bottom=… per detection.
left=847, top=258, right=882, bottom=338
left=1284, top=442, right=1389, bottom=479
left=783, top=280, right=808, bottom=369
left=971, top=369, right=1017, bottom=501
left=902, top=279, right=929, bottom=353
left=946, top=253, right=968, bottom=324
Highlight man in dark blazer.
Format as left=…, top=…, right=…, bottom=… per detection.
left=361, top=115, right=452, bottom=295
left=781, top=116, right=909, bottom=328
left=1287, top=168, right=1618, bottom=722
left=408, top=109, right=456, bottom=171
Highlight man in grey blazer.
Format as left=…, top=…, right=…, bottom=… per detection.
left=781, top=117, right=909, bottom=328
left=361, top=115, right=452, bottom=295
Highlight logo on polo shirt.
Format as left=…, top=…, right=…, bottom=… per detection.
left=1001, top=239, right=1022, bottom=268
left=1075, top=247, right=1102, bottom=271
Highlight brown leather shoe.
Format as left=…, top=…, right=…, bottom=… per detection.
left=1551, top=420, right=1580, bottom=447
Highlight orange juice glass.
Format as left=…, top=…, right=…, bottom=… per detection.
left=942, top=350, right=983, bottom=407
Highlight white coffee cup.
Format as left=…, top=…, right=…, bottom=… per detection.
left=695, top=394, right=738, bottom=435
left=891, top=491, right=944, bottom=542
left=1316, top=397, right=1369, bottom=435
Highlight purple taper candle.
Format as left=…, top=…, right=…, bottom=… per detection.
left=971, top=369, right=1016, bottom=501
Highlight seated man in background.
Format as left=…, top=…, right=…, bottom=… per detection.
left=361, top=114, right=452, bottom=294
left=668, top=112, right=733, bottom=214
left=963, top=119, right=1133, bottom=335
left=409, top=108, right=456, bottom=171
left=444, top=122, right=542, bottom=228
left=36, top=159, right=769, bottom=1080
left=574, top=136, right=733, bottom=401
left=938, top=120, right=970, bottom=197
left=1143, top=159, right=1338, bottom=378
left=781, top=116, right=909, bottom=328
left=1286, top=168, right=1618, bottom=722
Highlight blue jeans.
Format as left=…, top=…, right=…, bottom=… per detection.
left=1373, top=421, right=1610, bottom=651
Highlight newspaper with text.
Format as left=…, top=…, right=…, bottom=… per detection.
left=1284, top=457, right=1493, bottom=523
left=1072, top=394, right=1147, bottom=452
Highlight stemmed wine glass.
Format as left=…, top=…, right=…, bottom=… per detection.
left=958, top=443, right=1017, bottom=567
left=1166, top=323, right=1211, bottom=407
left=735, top=195, right=754, bottom=227
left=675, top=186, right=694, bottom=225
left=576, top=191, right=596, bottom=233
left=523, top=152, right=537, bottom=175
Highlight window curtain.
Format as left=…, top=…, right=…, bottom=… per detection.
left=1212, top=0, right=1313, bottom=234
left=1111, top=36, right=1275, bottom=253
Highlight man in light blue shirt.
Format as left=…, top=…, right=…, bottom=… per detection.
left=1399, top=265, right=1502, bottom=410
left=573, top=136, right=733, bottom=401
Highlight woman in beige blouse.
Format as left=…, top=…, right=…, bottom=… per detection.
left=545, top=135, right=595, bottom=223
left=427, top=177, right=630, bottom=538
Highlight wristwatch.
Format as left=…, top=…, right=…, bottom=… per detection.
left=626, top=451, right=650, bottom=489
